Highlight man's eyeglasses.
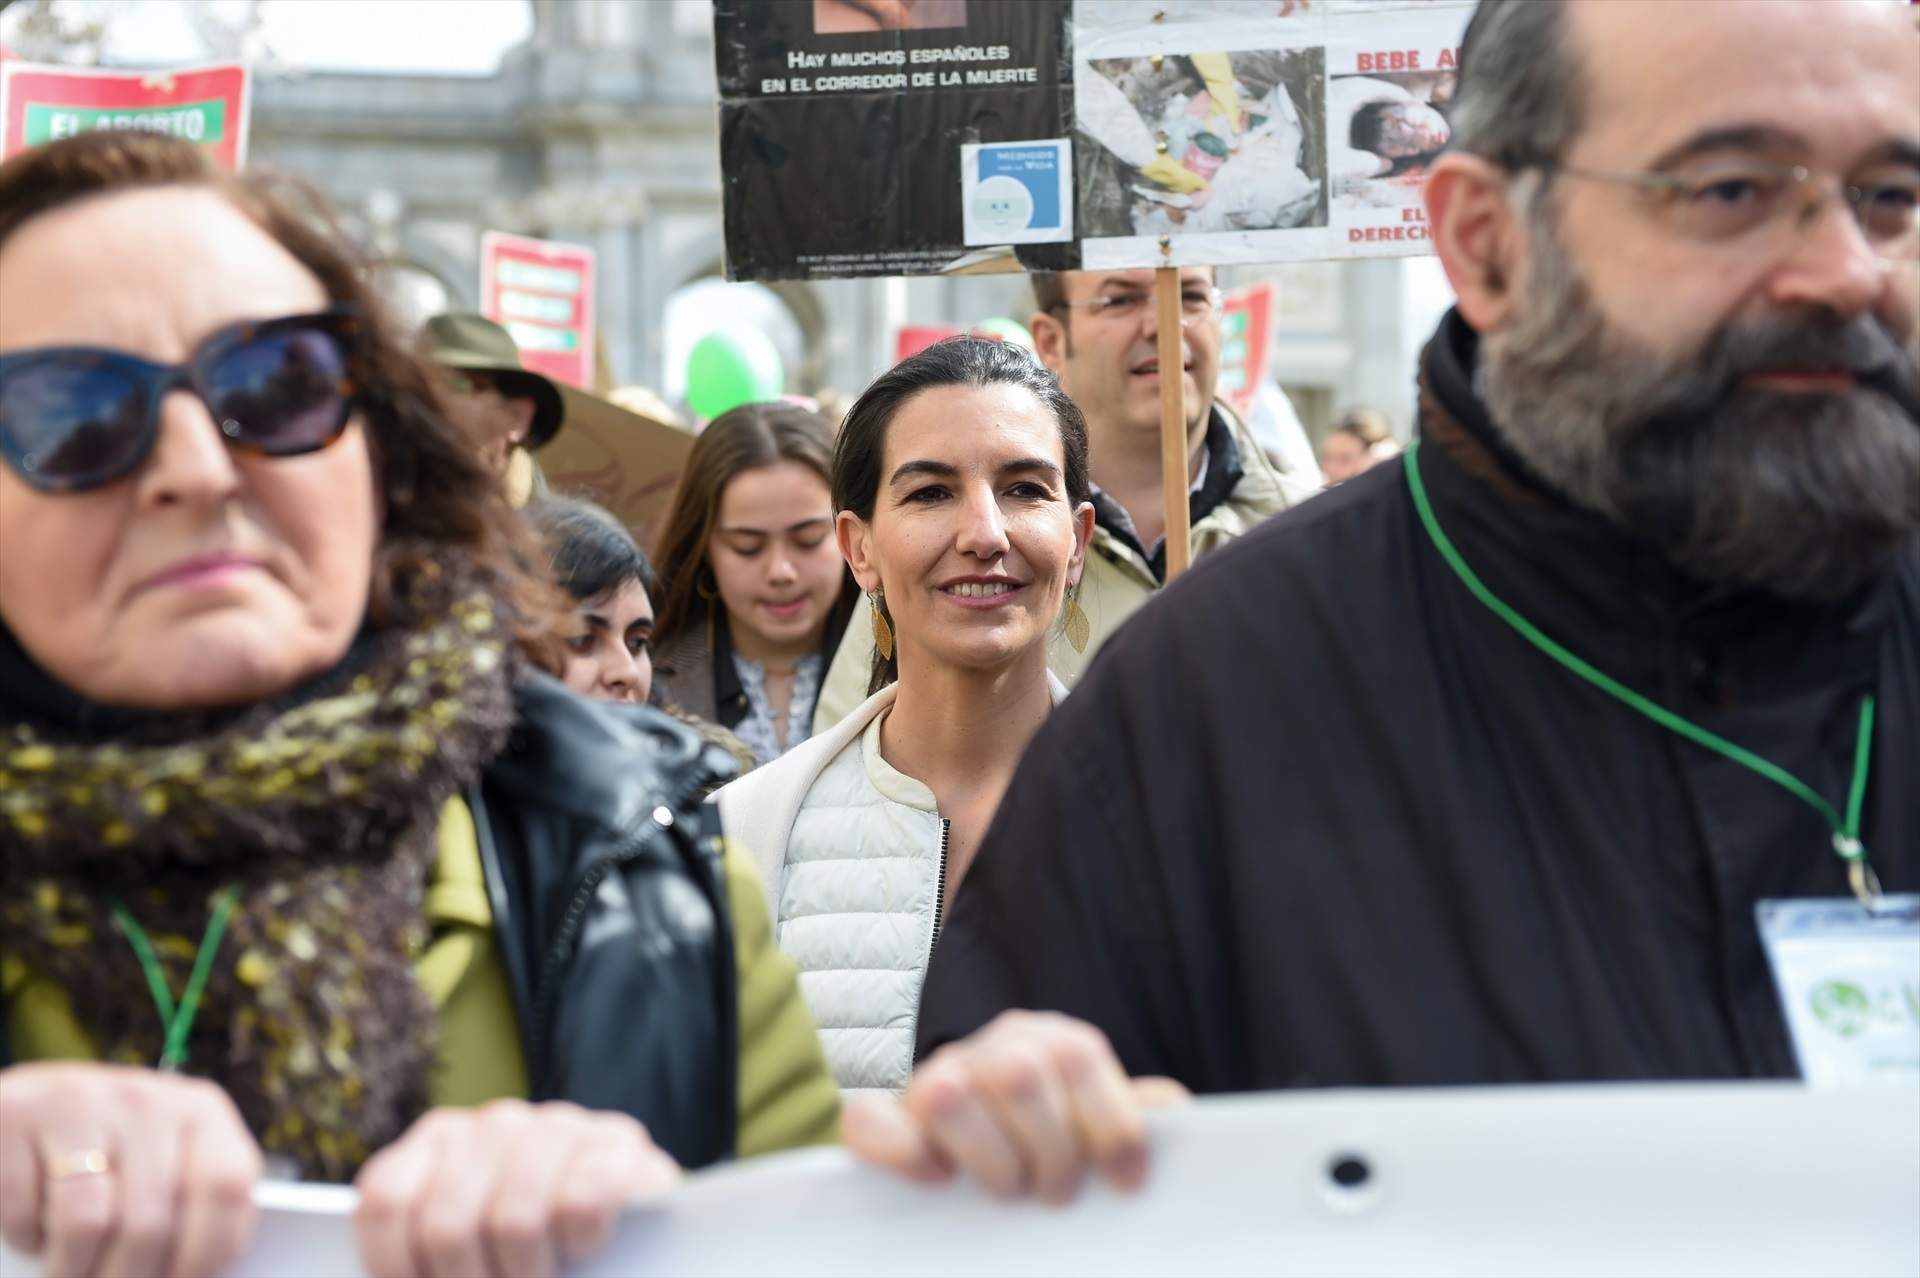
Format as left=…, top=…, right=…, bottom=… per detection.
left=1050, top=286, right=1226, bottom=325
left=0, top=309, right=361, bottom=495
left=1535, top=160, right=1919, bottom=261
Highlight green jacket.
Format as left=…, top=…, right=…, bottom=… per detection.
left=3, top=797, right=840, bottom=1162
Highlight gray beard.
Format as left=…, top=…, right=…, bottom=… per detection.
left=1478, top=206, right=1920, bottom=604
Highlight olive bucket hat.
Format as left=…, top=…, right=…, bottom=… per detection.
left=420, top=313, right=566, bottom=450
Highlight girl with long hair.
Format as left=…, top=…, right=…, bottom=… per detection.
left=650, top=403, right=857, bottom=765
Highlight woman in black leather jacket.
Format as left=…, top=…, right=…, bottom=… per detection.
left=0, top=131, right=836, bottom=1278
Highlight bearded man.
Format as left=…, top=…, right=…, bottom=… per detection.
left=917, top=0, right=1919, bottom=1090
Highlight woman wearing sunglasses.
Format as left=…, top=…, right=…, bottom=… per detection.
left=0, top=133, right=1170, bottom=1278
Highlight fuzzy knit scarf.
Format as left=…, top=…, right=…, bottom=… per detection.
left=0, top=557, right=517, bottom=1181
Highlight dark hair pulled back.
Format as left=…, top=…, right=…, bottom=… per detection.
left=525, top=497, right=656, bottom=603
left=832, top=336, right=1090, bottom=693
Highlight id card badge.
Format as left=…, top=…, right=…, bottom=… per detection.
left=1757, top=894, right=1920, bottom=1090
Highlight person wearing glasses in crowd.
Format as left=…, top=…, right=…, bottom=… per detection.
left=812, top=266, right=1320, bottom=730
left=919, top=0, right=1919, bottom=1094
left=652, top=403, right=858, bottom=766
left=0, top=133, right=1175, bottom=1278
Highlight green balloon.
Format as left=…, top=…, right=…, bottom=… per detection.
left=686, top=329, right=785, bottom=421
left=972, top=316, right=1034, bottom=350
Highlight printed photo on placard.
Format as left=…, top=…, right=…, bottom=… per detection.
left=1077, top=49, right=1327, bottom=241
left=1075, top=0, right=1317, bottom=37
left=1326, top=1, right=1474, bottom=256
left=814, top=0, right=970, bottom=34
left=1330, top=68, right=1454, bottom=207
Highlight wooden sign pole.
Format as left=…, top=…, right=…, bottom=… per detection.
left=1156, top=265, right=1192, bottom=580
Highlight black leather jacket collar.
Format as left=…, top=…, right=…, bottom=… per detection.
left=470, top=673, right=742, bottom=1168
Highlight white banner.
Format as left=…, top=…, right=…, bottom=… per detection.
left=4, top=1085, right=1915, bottom=1277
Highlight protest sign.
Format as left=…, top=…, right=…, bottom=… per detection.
left=1071, top=0, right=1474, bottom=268
left=479, top=231, right=597, bottom=391
left=1325, top=4, right=1472, bottom=254
left=1216, top=280, right=1275, bottom=416
left=1072, top=4, right=1328, bottom=270
left=0, top=60, right=250, bottom=168
left=538, top=387, right=697, bottom=547
left=894, top=320, right=1034, bottom=363
left=714, top=0, right=1073, bottom=280
left=5, top=1085, right=1911, bottom=1277
left=713, top=1, right=1476, bottom=282
left=896, top=323, right=964, bottom=362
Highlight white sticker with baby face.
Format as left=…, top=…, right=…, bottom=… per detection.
left=960, top=139, right=1074, bottom=246
left=1757, top=895, right=1920, bottom=1090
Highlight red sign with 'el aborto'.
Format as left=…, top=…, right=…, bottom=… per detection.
left=0, top=59, right=251, bottom=170
left=1216, top=281, right=1275, bottom=416
left=479, top=231, right=597, bottom=391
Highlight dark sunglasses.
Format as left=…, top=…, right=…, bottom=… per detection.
left=0, top=308, right=362, bottom=494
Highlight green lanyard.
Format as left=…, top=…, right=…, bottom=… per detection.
left=1404, top=441, right=1882, bottom=908
left=109, top=887, right=238, bottom=1072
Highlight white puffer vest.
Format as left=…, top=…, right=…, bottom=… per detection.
left=715, top=677, right=1066, bottom=1097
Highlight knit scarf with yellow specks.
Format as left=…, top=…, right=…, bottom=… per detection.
left=0, top=553, right=517, bottom=1183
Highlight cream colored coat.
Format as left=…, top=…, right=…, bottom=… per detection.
left=716, top=676, right=1067, bottom=1096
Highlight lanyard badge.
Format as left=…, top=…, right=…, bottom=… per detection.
left=1404, top=442, right=1886, bottom=909
left=1757, top=896, right=1920, bottom=1089
left=1405, top=443, right=1913, bottom=1086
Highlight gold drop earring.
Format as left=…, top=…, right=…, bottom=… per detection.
left=1064, top=583, right=1089, bottom=654
left=870, top=590, right=894, bottom=660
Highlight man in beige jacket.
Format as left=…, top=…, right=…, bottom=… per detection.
left=814, top=266, right=1319, bottom=731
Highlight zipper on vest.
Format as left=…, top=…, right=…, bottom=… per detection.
left=904, top=817, right=954, bottom=1073
left=930, top=818, right=951, bottom=949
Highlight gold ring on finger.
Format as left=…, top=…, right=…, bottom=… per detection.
left=45, top=1149, right=112, bottom=1180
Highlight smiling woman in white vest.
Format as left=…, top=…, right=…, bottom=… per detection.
left=715, top=336, right=1095, bottom=1096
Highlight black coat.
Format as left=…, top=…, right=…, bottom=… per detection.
left=472, top=674, right=740, bottom=1168
left=918, top=310, right=1919, bottom=1090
